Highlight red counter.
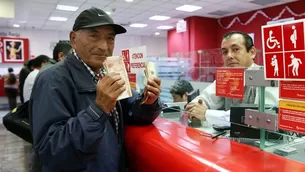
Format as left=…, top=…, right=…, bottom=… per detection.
left=125, top=118, right=305, bottom=172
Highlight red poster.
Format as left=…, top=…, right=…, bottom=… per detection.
left=0, top=37, right=30, bottom=63
left=262, top=19, right=305, bottom=81
left=264, top=53, right=285, bottom=79
left=122, top=49, right=130, bottom=62
left=128, top=73, right=136, bottom=89
left=262, top=25, right=283, bottom=53
left=216, top=68, right=244, bottom=99
left=280, top=81, right=305, bottom=101
left=283, top=21, right=305, bottom=51
left=279, top=100, right=305, bottom=134
left=284, top=51, right=305, bottom=79
left=122, top=49, right=131, bottom=73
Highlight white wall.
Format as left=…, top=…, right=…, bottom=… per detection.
left=0, top=27, right=167, bottom=75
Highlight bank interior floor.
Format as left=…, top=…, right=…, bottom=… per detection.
left=0, top=96, right=30, bottom=172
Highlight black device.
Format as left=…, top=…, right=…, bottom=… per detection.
left=162, top=106, right=181, bottom=113
left=187, top=89, right=200, bottom=103
left=212, top=124, right=231, bottom=132
left=186, top=89, right=201, bottom=127
left=230, top=104, right=282, bottom=140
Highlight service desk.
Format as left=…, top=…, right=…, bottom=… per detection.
left=125, top=118, right=305, bottom=172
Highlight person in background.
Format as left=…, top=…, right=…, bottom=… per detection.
left=39, top=41, right=72, bottom=73
left=170, top=80, right=194, bottom=102
left=23, top=55, right=49, bottom=102
left=186, top=31, right=279, bottom=126
left=18, top=60, right=33, bottom=104
left=4, top=67, right=18, bottom=110
left=30, top=7, right=162, bottom=172
left=28, top=42, right=72, bottom=172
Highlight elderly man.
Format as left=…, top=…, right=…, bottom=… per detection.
left=30, top=7, right=162, bottom=172
left=186, top=31, right=279, bottom=125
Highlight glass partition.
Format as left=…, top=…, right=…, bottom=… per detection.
left=140, top=51, right=305, bottom=165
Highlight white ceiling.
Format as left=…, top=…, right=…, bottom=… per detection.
left=0, top=0, right=298, bottom=37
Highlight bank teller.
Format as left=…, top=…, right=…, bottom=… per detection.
left=185, top=31, right=279, bottom=126
left=170, top=80, right=194, bottom=102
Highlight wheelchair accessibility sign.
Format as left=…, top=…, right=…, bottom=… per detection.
left=267, top=30, right=281, bottom=49
left=262, top=19, right=305, bottom=81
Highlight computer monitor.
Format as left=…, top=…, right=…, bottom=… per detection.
left=230, top=104, right=281, bottom=140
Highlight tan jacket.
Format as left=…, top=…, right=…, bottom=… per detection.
left=3, top=73, right=19, bottom=88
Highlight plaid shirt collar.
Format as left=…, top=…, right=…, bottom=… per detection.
left=72, top=49, right=106, bottom=83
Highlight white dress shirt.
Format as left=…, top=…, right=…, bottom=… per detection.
left=23, top=69, right=40, bottom=102
left=192, top=64, right=279, bottom=126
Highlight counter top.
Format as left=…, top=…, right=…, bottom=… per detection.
left=125, top=118, right=305, bottom=172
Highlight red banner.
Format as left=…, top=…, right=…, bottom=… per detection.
left=280, top=81, right=305, bottom=101
left=122, top=49, right=130, bottom=73
left=128, top=73, right=136, bottom=90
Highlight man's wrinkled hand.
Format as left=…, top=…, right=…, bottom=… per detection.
left=95, top=73, right=125, bottom=113
left=142, top=78, right=161, bottom=105
left=185, top=99, right=207, bottom=121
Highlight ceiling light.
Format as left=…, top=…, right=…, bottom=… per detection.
left=106, top=11, right=111, bottom=15
left=157, top=26, right=173, bottom=30
left=56, top=4, right=79, bottom=12
left=149, top=15, right=170, bottom=21
left=125, top=0, right=133, bottom=2
left=176, top=5, right=202, bottom=12
left=155, top=32, right=160, bottom=35
left=13, top=24, right=20, bottom=28
left=129, top=23, right=147, bottom=28
left=49, top=16, right=68, bottom=22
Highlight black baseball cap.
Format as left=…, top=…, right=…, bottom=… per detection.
left=72, top=7, right=127, bottom=34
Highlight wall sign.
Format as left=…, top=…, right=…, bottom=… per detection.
left=262, top=19, right=305, bottom=80
left=176, top=20, right=187, bottom=33
left=0, top=32, right=20, bottom=38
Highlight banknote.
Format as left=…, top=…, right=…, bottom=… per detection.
left=145, top=61, right=157, bottom=79
left=142, top=61, right=157, bottom=104
left=103, top=56, right=132, bottom=100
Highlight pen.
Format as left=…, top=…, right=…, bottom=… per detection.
left=212, top=131, right=227, bottom=139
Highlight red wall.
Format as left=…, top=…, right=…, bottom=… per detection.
left=167, top=18, right=191, bottom=57
left=167, top=0, right=305, bottom=65
left=189, top=16, right=218, bottom=51
left=167, top=16, right=218, bottom=57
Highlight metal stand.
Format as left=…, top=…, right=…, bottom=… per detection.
left=259, top=86, right=266, bottom=149
left=245, top=67, right=278, bottom=150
